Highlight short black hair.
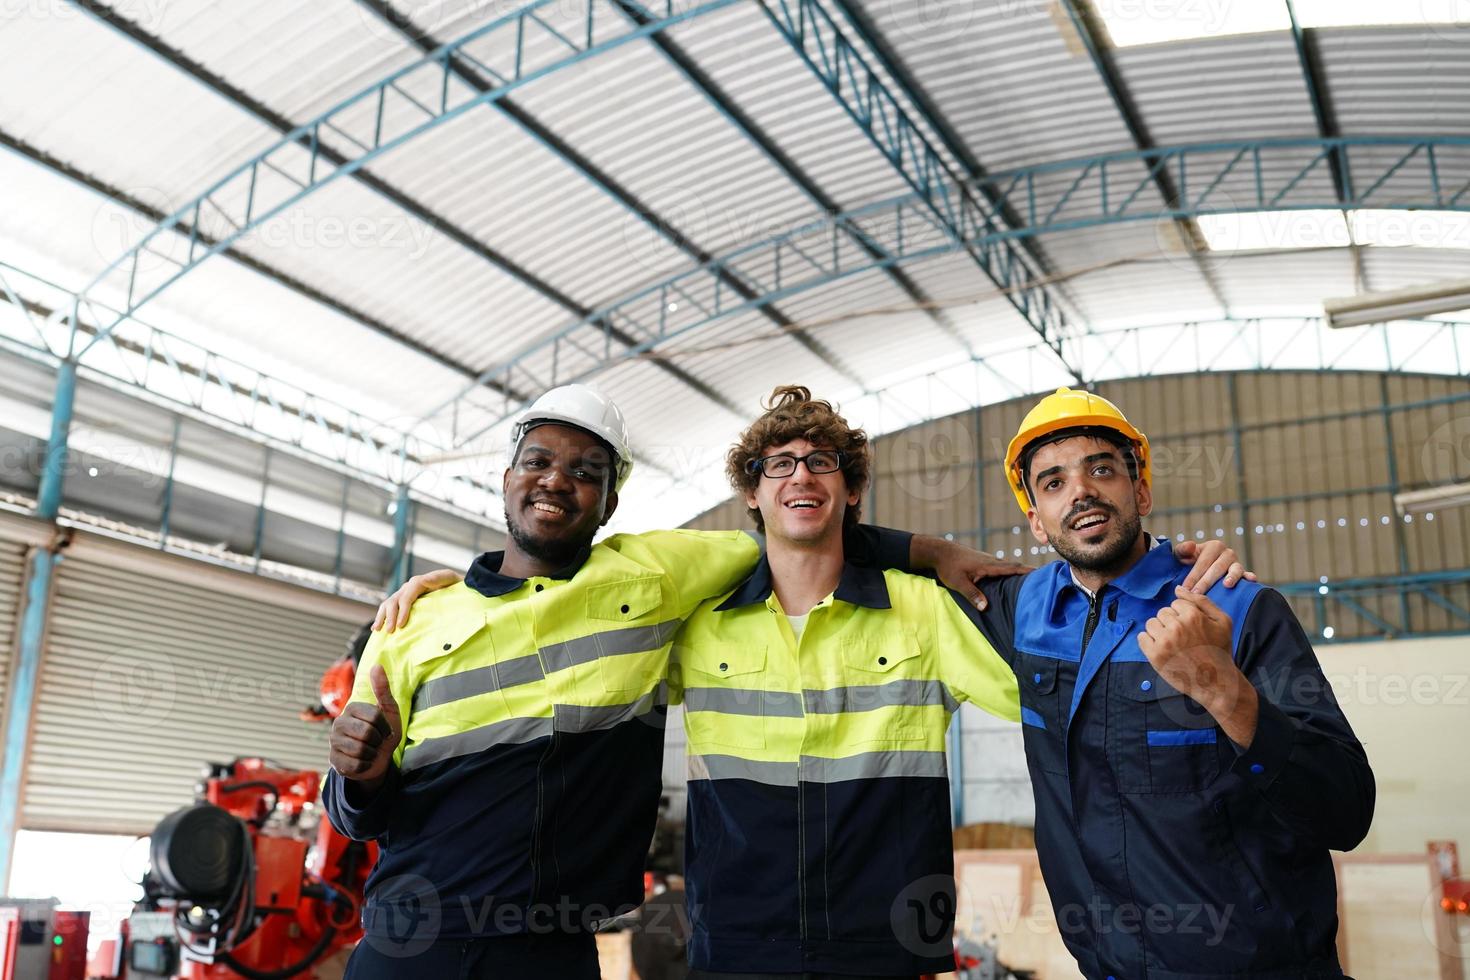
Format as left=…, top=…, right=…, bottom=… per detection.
left=1020, top=425, right=1140, bottom=498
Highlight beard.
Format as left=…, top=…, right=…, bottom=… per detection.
left=1050, top=499, right=1144, bottom=578
left=505, top=506, right=591, bottom=571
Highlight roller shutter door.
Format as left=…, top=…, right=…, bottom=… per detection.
left=0, top=539, right=26, bottom=735
left=22, top=556, right=363, bottom=834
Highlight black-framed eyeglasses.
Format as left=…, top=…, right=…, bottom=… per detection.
left=745, top=450, right=847, bottom=479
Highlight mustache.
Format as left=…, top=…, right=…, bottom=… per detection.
left=1064, top=499, right=1116, bottom=526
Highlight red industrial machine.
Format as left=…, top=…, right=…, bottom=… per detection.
left=93, top=758, right=374, bottom=980
left=93, top=625, right=379, bottom=979
left=1432, top=841, right=1469, bottom=916
left=0, top=904, right=88, bottom=980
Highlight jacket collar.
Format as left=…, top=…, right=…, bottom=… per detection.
left=714, top=554, right=891, bottom=611
left=1057, top=534, right=1177, bottom=603
left=464, top=546, right=591, bottom=598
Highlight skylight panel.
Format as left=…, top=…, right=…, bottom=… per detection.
left=1095, top=0, right=1288, bottom=46
left=1196, top=210, right=1350, bottom=251
left=1348, top=210, right=1470, bottom=250
left=1096, top=0, right=1461, bottom=47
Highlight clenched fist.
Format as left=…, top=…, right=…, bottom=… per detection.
left=328, top=664, right=403, bottom=791
left=1138, top=586, right=1259, bottom=747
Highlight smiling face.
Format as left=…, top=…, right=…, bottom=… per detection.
left=1024, top=433, right=1152, bottom=578
left=744, top=438, right=860, bottom=549
left=502, top=423, right=618, bottom=568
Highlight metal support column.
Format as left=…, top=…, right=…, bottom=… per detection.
left=36, top=360, right=76, bottom=519
left=1379, top=375, right=1413, bottom=632
left=1226, top=374, right=1253, bottom=569
left=0, top=358, right=77, bottom=889
left=973, top=401, right=986, bottom=553
left=157, top=415, right=181, bottom=547
left=388, top=484, right=413, bottom=592
left=251, top=448, right=273, bottom=573
left=332, top=475, right=351, bottom=594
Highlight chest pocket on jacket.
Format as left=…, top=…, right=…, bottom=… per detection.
left=839, top=636, right=925, bottom=741
left=1018, top=655, right=1068, bottom=775
left=588, top=576, right=669, bottom=694
left=683, top=645, right=769, bottom=750
left=1114, top=667, right=1221, bottom=794
left=407, top=612, right=523, bottom=727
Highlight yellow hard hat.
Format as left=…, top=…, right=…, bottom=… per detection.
left=1004, top=387, right=1150, bottom=515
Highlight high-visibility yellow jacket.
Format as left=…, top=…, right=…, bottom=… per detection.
left=321, top=527, right=911, bottom=944
left=323, top=529, right=760, bottom=942
left=671, top=558, right=1020, bottom=976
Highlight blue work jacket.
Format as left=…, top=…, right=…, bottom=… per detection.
left=971, top=539, right=1374, bottom=980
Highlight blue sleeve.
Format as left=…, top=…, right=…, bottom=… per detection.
left=1227, top=588, right=1376, bottom=851
left=322, top=766, right=400, bottom=841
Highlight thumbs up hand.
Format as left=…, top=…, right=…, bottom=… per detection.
left=329, top=664, right=404, bottom=790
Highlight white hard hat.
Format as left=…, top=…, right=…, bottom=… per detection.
left=508, top=384, right=634, bottom=491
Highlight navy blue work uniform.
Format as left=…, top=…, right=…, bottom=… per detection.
left=966, top=539, right=1374, bottom=980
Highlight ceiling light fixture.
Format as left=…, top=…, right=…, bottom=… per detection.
left=1393, top=482, right=1470, bottom=516
left=1323, top=278, right=1470, bottom=328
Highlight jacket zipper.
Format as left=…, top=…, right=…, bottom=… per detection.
left=1081, top=589, right=1103, bottom=654
left=529, top=728, right=557, bottom=907
left=791, top=605, right=807, bottom=946
left=796, top=758, right=806, bottom=943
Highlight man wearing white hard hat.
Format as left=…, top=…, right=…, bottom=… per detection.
left=322, top=384, right=993, bottom=978
left=347, top=384, right=1256, bottom=978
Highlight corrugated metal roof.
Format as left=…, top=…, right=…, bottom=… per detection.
left=1318, top=27, right=1470, bottom=137
left=0, top=9, right=276, bottom=197
left=663, top=2, right=918, bottom=211
left=2, top=2, right=1467, bottom=528
left=1210, top=249, right=1357, bottom=317
left=862, top=0, right=1136, bottom=169
left=158, top=0, right=422, bottom=122
left=1114, top=33, right=1317, bottom=145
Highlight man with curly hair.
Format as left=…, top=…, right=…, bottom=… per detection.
left=375, top=386, right=1249, bottom=979
left=669, top=385, right=1026, bottom=978
left=672, top=385, right=1260, bottom=980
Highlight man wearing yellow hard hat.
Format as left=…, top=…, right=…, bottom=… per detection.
left=963, top=387, right=1375, bottom=980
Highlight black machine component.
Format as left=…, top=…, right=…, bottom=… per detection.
left=150, top=804, right=247, bottom=901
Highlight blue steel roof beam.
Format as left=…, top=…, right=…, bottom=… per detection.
left=354, top=0, right=869, bottom=394
left=1059, top=0, right=1234, bottom=317
left=757, top=0, right=1087, bottom=384
left=0, top=127, right=516, bottom=398
left=7, top=290, right=394, bottom=466
left=609, top=0, right=975, bottom=363
left=419, top=136, right=1470, bottom=447
left=62, top=0, right=742, bottom=414
left=0, top=277, right=517, bottom=508
left=70, top=0, right=744, bottom=421
left=1283, top=0, right=1368, bottom=290
left=820, top=0, right=1093, bottom=326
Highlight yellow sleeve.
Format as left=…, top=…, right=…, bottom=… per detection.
left=602, top=528, right=762, bottom=618
left=346, top=627, right=416, bottom=770
left=929, top=581, right=1021, bottom=723
left=666, top=634, right=688, bottom=707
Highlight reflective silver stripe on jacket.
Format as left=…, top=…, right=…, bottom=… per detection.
left=411, top=653, right=544, bottom=713
left=538, top=619, right=683, bottom=674
left=683, top=687, right=803, bottom=717
left=401, top=715, right=554, bottom=771
left=687, top=750, right=947, bottom=785
left=802, top=679, right=959, bottom=715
